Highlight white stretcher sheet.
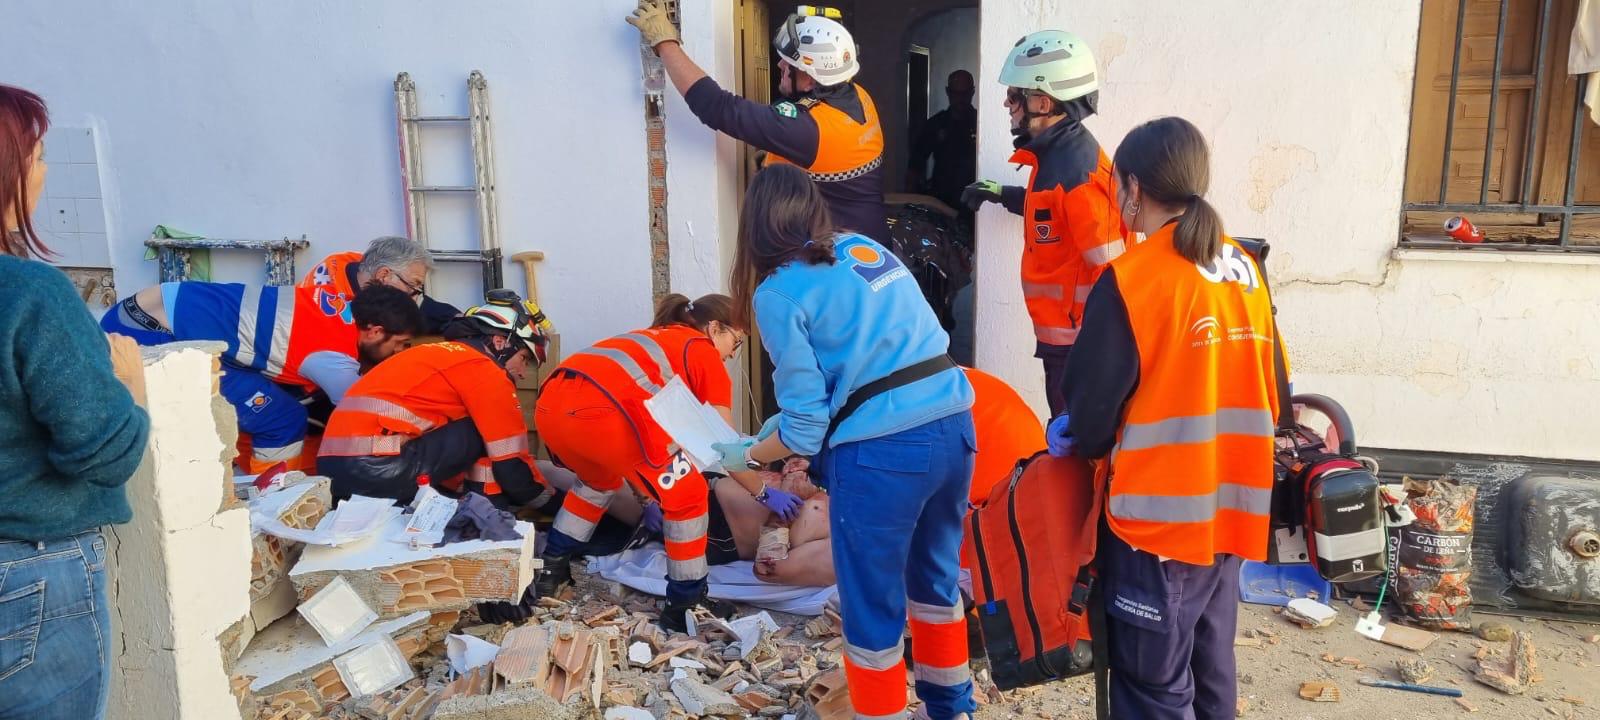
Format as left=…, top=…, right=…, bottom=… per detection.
left=588, top=545, right=837, bottom=617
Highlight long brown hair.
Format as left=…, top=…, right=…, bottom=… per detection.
left=652, top=293, right=741, bottom=332
left=1112, top=116, right=1222, bottom=264
left=0, top=85, right=51, bottom=258
left=729, top=164, right=836, bottom=329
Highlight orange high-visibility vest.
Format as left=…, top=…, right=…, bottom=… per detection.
left=547, top=325, right=730, bottom=470
left=300, top=251, right=362, bottom=299
left=319, top=341, right=532, bottom=468
left=1008, top=147, right=1128, bottom=346
left=764, top=84, right=884, bottom=182
left=1107, top=224, right=1280, bottom=565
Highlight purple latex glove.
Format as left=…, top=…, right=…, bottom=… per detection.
left=757, top=486, right=803, bottom=521
left=641, top=502, right=663, bottom=534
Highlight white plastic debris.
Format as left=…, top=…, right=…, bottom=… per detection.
left=296, top=575, right=378, bottom=647
left=333, top=636, right=414, bottom=698
left=669, top=656, right=707, bottom=670
left=628, top=641, right=654, bottom=666
left=446, top=633, right=501, bottom=674
left=728, top=611, right=781, bottom=659
left=1285, top=598, right=1339, bottom=628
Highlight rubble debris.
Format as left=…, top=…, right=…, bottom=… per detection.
left=671, top=677, right=743, bottom=717
left=1234, top=637, right=1262, bottom=648
left=1298, top=682, right=1341, bottom=702
left=1476, top=621, right=1513, bottom=642
left=235, top=611, right=437, bottom=711
left=1283, top=598, right=1337, bottom=628
left=1378, top=623, right=1439, bottom=652
left=1474, top=630, right=1539, bottom=695
left=1585, top=634, right=1600, bottom=644
left=1320, top=653, right=1337, bottom=663
left=495, top=625, right=552, bottom=686
left=1339, top=657, right=1366, bottom=669
left=432, top=686, right=581, bottom=720
left=628, top=641, right=653, bottom=667
left=351, top=681, right=435, bottom=720
left=804, top=667, right=852, bottom=720
left=1454, top=697, right=1478, bottom=712
left=445, top=633, right=500, bottom=674
left=669, top=656, right=706, bottom=670
left=1561, top=696, right=1586, bottom=706
left=1235, top=697, right=1248, bottom=717
left=290, top=517, right=538, bottom=619
left=645, top=640, right=699, bottom=668
left=1396, top=658, right=1435, bottom=684
left=604, top=708, right=655, bottom=720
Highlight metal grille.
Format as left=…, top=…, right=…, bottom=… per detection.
left=1402, top=0, right=1596, bottom=251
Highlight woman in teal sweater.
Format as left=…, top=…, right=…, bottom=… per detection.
left=0, top=85, right=150, bottom=720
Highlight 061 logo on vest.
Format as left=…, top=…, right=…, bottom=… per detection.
left=657, top=450, right=693, bottom=490
left=1195, top=244, right=1261, bottom=291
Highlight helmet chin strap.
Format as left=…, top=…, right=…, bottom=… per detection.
left=1011, top=95, right=1065, bottom=149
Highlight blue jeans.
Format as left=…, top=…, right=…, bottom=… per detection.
left=0, top=531, right=112, bottom=720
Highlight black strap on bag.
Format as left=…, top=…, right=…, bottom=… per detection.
left=821, top=355, right=957, bottom=446
left=1235, top=238, right=1294, bottom=431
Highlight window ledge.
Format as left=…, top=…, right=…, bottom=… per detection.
left=1392, top=247, right=1600, bottom=266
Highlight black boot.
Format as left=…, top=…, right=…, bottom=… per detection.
left=534, top=554, right=573, bottom=598
left=658, top=587, right=736, bottom=634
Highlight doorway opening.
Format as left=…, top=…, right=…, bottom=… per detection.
left=734, top=1, right=981, bottom=425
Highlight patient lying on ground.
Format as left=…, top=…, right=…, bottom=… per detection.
left=538, top=457, right=837, bottom=587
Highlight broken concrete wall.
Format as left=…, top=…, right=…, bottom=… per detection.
left=106, top=341, right=253, bottom=720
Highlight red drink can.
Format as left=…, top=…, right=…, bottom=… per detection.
left=1444, top=216, right=1484, bottom=243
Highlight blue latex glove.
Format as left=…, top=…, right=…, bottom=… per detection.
left=755, top=414, right=783, bottom=441
left=710, top=438, right=756, bottom=471
left=1047, top=414, right=1076, bottom=457
left=757, top=486, right=804, bottom=521
left=640, top=502, right=663, bottom=534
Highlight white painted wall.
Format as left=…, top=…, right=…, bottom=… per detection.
left=975, top=0, right=1600, bottom=462
left=8, top=0, right=686, bottom=353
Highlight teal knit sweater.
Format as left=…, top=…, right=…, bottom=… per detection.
left=0, top=256, right=149, bottom=541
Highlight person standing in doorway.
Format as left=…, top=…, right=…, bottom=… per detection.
left=908, top=70, right=978, bottom=212
left=1051, top=117, right=1279, bottom=720
left=718, top=164, right=977, bottom=720
left=626, top=1, right=890, bottom=241
left=962, top=30, right=1127, bottom=415
left=0, top=84, right=151, bottom=720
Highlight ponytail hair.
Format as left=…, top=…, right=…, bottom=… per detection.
left=730, top=164, right=837, bottom=330
left=1112, top=116, right=1223, bottom=264
left=651, top=292, right=742, bottom=332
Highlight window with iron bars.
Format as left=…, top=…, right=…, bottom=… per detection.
left=1401, top=0, right=1598, bottom=251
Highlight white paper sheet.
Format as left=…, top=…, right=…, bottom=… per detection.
left=253, top=495, right=403, bottom=547
left=446, top=633, right=501, bottom=674
left=644, top=376, right=742, bottom=472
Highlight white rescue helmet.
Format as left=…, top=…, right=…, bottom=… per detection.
left=773, top=13, right=859, bottom=86
left=998, top=30, right=1098, bottom=103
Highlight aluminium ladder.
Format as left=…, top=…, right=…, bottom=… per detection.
left=394, top=71, right=503, bottom=293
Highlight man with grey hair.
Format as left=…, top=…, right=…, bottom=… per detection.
left=300, top=236, right=462, bottom=334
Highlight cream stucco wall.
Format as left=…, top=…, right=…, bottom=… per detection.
left=972, top=1, right=1598, bottom=462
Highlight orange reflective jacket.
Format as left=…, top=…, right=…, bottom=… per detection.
left=1009, top=137, right=1128, bottom=347
left=543, top=325, right=731, bottom=469
left=300, top=251, right=362, bottom=299
left=764, top=84, right=884, bottom=182
left=964, top=367, right=1045, bottom=504
left=319, top=341, right=533, bottom=471
left=1106, top=224, right=1279, bottom=564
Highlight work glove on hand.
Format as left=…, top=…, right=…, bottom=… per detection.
left=756, top=486, right=803, bottom=522
left=627, top=0, right=680, bottom=52
left=640, top=502, right=664, bottom=535
left=961, top=180, right=1003, bottom=212
left=1046, top=413, right=1076, bottom=457
left=710, top=438, right=756, bottom=472
left=755, top=415, right=783, bottom=442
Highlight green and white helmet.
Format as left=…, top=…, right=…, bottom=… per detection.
left=998, top=30, right=1098, bottom=102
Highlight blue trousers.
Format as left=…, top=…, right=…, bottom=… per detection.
left=1101, top=529, right=1243, bottom=720
left=822, top=411, right=977, bottom=720
left=0, top=531, right=112, bottom=720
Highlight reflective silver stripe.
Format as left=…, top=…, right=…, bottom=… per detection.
left=614, top=333, right=675, bottom=384
left=1015, top=48, right=1073, bottom=67
left=575, top=347, right=663, bottom=394
left=1020, top=281, right=1063, bottom=300
left=1035, top=325, right=1080, bottom=345
left=663, top=515, right=709, bottom=543
left=253, top=440, right=304, bottom=462
left=1050, top=72, right=1098, bottom=91
left=810, top=154, right=882, bottom=183
left=1083, top=238, right=1126, bottom=266
left=530, top=485, right=556, bottom=507
left=338, top=396, right=433, bottom=431
left=854, top=713, right=904, bottom=720
left=318, top=435, right=407, bottom=456
left=845, top=642, right=905, bottom=671
left=484, top=433, right=529, bottom=458
left=907, top=599, right=963, bottom=624
left=1118, top=408, right=1274, bottom=452
left=813, top=63, right=856, bottom=78
left=233, top=285, right=262, bottom=367
left=263, top=288, right=296, bottom=375
left=553, top=510, right=599, bottom=541
left=1314, top=528, right=1386, bottom=562
left=1110, top=483, right=1273, bottom=524
left=569, top=480, right=615, bottom=510
left=667, top=555, right=708, bottom=581
left=913, top=662, right=972, bottom=687
left=470, top=462, right=494, bottom=484
left=1075, top=283, right=1095, bottom=303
